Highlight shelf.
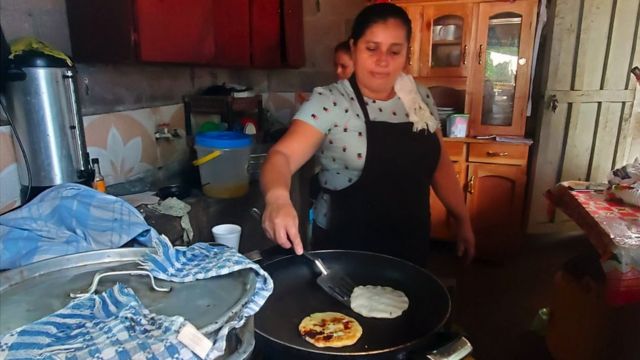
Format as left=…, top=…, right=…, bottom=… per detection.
left=432, top=40, right=462, bottom=45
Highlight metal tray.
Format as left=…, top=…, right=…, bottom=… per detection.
left=0, top=247, right=257, bottom=337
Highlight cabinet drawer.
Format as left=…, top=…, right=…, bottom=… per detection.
left=443, top=141, right=465, bottom=161
left=469, top=143, right=528, bottom=165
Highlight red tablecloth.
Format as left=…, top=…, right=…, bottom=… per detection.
left=545, top=184, right=640, bottom=305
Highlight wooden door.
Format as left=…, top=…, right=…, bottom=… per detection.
left=467, top=163, right=526, bottom=258
left=67, top=0, right=137, bottom=62
left=211, top=0, right=251, bottom=67
left=282, top=0, right=305, bottom=68
left=469, top=0, right=537, bottom=136
left=250, top=0, right=281, bottom=67
left=420, top=3, right=475, bottom=78
left=135, top=0, right=216, bottom=64
left=527, top=0, right=640, bottom=233
left=431, top=161, right=465, bottom=239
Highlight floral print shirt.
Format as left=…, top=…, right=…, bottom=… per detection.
left=294, top=79, right=439, bottom=228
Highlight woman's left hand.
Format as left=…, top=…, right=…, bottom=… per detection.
left=455, top=220, right=475, bottom=264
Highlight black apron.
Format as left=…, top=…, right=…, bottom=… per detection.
left=313, top=75, right=441, bottom=266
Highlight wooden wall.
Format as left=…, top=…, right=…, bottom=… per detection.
left=527, top=0, right=640, bottom=233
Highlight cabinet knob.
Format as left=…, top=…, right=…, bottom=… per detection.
left=478, top=44, right=483, bottom=65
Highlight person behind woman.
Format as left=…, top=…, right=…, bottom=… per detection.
left=334, top=40, right=354, bottom=80
left=260, top=3, right=474, bottom=266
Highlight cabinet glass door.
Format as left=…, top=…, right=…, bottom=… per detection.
left=421, top=4, right=473, bottom=78
left=469, top=1, right=536, bottom=136
left=431, top=15, right=464, bottom=68
left=480, top=13, right=522, bottom=127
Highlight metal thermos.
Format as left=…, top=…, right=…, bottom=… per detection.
left=4, top=51, right=93, bottom=201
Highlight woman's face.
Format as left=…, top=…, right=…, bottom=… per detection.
left=351, top=19, right=408, bottom=99
left=334, top=51, right=354, bottom=80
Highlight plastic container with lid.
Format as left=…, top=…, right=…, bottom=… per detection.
left=195, top=131, right=252, bottom=198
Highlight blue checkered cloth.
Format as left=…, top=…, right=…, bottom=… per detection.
left=138, top=236, right=274, bottom=359
left=0, top=283, right=196, bottom=359
left=0, top=237, right=274, bottom=359
left=0, top=184, right=155, bottom=270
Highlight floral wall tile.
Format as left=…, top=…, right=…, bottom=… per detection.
left=0, top=104, right=187, bottom=212
left=0, top=126, right=21, bottom=214
left=84, top=109, right=159, bottom=186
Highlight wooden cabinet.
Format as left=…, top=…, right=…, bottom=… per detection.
left=211, top=0, right=251, bottom=67
left=467, top=162, right=526, bottom=258
left=420, top=3, right=474, bottom=78
left=396, top=0, right=537, bottom=136
left=66, top=0, right=304, bottom=67
left=469, top=0, right=537, bottom=136
left=135, top=0, right=216, bottom=64
left=66, top=0, right=137, bottom=63
left=396, top=0, right=537, bottom=258
left=430, top=139, right=530, bottom=259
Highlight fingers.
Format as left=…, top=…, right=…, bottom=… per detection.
left=287, top=226, right=304, bottom=255
left=261, top=203, right=302, bottom=254
left=456, top=235, right=475, bottom=264
left=277, top=222, right=303, bottom=254
left=465, top=242, right=476, bottom=263
left=274, top=226, right=293, bottom=250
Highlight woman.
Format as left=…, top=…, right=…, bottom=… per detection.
left=261, top=3, right=474, bottom=266
left=334, top=40, right=354, bottom=80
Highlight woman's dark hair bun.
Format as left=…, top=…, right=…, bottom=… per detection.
left=350, top=3, right=412, bottom=44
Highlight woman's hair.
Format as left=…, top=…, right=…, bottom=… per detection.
left=350, top=3, right=412, bottom=44
left=334, top=40, right=351, bottom=55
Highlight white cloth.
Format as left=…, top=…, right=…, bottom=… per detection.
left=148, top=197, right=194, bottom=244
left=394, top=73, right=440, bottom=133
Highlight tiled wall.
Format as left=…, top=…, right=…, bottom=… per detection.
left=0, top=103, right=187, bottom=214
left=0, top=126, right=20, bottom=214
left=0, top=92, right=307, bottom=214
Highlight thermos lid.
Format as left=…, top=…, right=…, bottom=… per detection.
left=195, top=131, right=252, bottom=149
left=9, top=50, right=71, bottom=68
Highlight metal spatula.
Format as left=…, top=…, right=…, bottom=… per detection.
left=249, top=207, right=355, bottom=305
left=303, top=252, right=355, bottom=307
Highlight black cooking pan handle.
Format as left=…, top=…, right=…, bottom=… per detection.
left=245, top=207, right=302, bottom=264
left=243, top=244, right=294, bottom=265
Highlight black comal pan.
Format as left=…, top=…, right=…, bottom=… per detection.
left=254, top=250, right=471, bottom=359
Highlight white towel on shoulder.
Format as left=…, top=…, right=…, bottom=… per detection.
left=394, top=73, right=440, bottom=133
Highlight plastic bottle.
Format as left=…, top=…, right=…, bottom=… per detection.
left=91, top=158, right=106, bottom=192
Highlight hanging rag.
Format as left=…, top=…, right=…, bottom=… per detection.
left=0, top=283, right=197, bottom=359
left=138, top=236, right=274, bottom=358
left=9, top=37, right=73, bottom=66
left=0, top=184, right=155, bottom=270
left=0, top=237, right=273, bottom=360
left=148, top=197, right=194, bottom=244
left=394, top=72, right=440, bottom=133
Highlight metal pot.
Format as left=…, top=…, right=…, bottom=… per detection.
left=253, top=250, right=471, bottom=359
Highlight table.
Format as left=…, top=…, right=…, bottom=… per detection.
left=545, top=183, right=640, bottom=305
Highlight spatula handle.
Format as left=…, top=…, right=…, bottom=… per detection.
left=303, top=252, right=328, bottom=275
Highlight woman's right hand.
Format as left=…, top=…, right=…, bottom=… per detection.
left=259, top=120, right=325, bottom=255
left=262, top=193, right=304, bottom=255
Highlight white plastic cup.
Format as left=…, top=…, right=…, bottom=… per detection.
left=212, top=224, right=242, bottom=249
